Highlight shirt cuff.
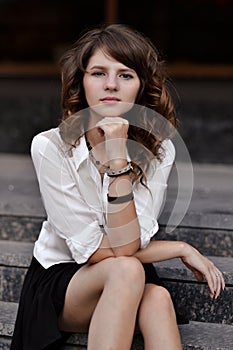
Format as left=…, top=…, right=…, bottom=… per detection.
left=139, top=218, right=159, bottom=249
left=66, top=233, right=103, bottom=264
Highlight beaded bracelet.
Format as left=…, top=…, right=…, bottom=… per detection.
left=106, top=162, right=133, bottom=177
left=107, top=192, right=134, bottom=204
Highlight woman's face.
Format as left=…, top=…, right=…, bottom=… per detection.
left=83, top=49, right=140, bottom=116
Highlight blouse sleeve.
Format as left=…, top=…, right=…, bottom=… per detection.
left=31, top=132, right=104, bottom=263
left=133, top=139, right=175, bottom=248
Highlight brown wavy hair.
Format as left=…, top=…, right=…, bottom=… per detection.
left=59, top=23, right=177, bottom=184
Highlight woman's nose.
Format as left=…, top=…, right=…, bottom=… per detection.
left=104, top=74, right=119, bottom=90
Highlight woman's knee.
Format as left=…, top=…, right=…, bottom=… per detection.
left=140, top=284, right=174, bottom=314
left=107, top=256, right=145, bottom=293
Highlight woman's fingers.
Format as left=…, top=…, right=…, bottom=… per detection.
left=181, top=250, right=225, bottom=300
left=204, top=265, right=225, bottom=299
left=96, top=117, right=129, bottom=139
left=210, top=268, right=225, bottom=299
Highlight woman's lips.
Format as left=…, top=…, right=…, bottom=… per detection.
left=100, top=97, right=121, bottom=103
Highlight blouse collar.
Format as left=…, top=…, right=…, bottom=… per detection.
left=72, top=135, right=89, bottom=170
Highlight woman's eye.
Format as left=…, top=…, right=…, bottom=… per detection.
left=120, top=73, right=133, bottom=79
left=92, top=71, right=105, bottom=77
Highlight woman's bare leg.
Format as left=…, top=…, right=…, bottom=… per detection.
left=138, top=284, right=182, bottom=350
left=59, top=256, right=145, bottom=350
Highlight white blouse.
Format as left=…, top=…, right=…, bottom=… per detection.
left=31, top=127, right=175, bottom=268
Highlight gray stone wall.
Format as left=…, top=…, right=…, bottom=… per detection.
left=0, top=76, right=232, bottom=164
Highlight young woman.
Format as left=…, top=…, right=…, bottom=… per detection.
left=10, top=24, right=225, bottom=350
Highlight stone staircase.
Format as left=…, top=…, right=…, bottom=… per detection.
left=0, top=154, right=233, bottom=349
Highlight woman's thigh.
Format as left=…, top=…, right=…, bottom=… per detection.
left=58, top=256, right=145, bottom=332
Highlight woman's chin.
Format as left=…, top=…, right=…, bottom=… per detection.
left=90, top=102, right=134, bottom=118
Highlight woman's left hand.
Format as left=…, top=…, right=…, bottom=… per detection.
left=181, top=244, right=225, bottom=299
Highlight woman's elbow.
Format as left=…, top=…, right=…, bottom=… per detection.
left=112, top=238, right=140, bottom=257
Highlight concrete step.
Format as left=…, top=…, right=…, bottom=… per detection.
left=1, top=214, right=233, bottom=258
left=155, top=257, right=233, bottom=325
left=1, top=155, right=233, bottom=221
left=1, top=154, right=233, bottom=256
left=156, top=224, right=233, bottom=258
left=0, top=301, right=232, bottom=350
left=0, top=240, right=232, bottom=325
left=0, top=215, right=42, bottom=243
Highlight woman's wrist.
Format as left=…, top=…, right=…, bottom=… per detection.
left=179, top=241, right=193, bottom=259
left=105, top=138, right=128, bottom=164
left=108, top=158, right=128, bottom=170
left=107, top=162, right=133, bottom=177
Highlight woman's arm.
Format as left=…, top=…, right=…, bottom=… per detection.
left=134, top=239, right=186, bottom=263
left=96, top=117, right=141, bottom=256
left=31, top=132, right=108, bottom=264
left=88, top=212, right=140, bottom=264
left=87, top=235, right=115, bottom=264
left=106, top=174, right=141, bottom=256
left=134, top=240, right=225, bottom=299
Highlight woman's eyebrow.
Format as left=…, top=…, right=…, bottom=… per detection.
left=88, top=65, right=135, bottom=73
left=88, top=65, right=105, bottom=70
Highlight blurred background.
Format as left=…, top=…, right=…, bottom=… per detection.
left=0, top=0, right=232, bottom=164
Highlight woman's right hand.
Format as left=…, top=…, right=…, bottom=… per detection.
left=95, top=117, right=129, bottom=165
left=181, top=244, right=225, bottom=299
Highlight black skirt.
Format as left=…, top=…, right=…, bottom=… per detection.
left=10, top=257, right=85, bottom=350
left=10, top=257, right=185, bottom=350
